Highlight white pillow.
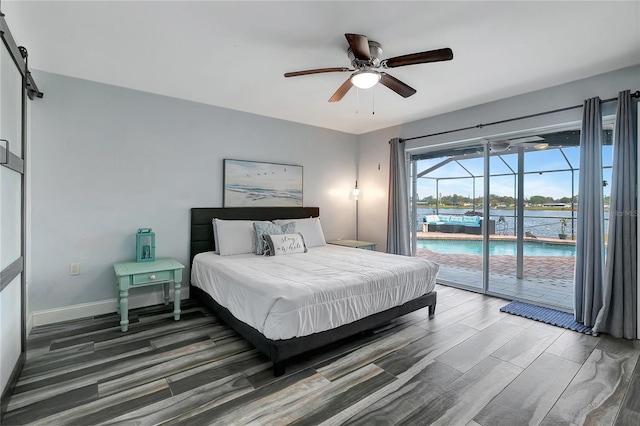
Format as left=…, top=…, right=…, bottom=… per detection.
left=213, top=219, right=271, bottom=256
left=273, top=217, right=326, bottom=247
left=262, top=233, right=307, bottom=256
left=212, top=219, right=220, bottom=254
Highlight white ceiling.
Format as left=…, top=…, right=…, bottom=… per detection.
left=3, top=1, right=639, bottom=135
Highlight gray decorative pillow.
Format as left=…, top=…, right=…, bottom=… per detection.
left=253, top=221, right=296, bottom=255
left=263, top=233, right=308, bottom=256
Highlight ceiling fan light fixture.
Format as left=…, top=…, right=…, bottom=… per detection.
left=350, top=70, right=380, bottom=89
left=534, top=142, right=549, bottom=150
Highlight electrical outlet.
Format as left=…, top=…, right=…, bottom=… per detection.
left=70, top=263, right=80, bottom=275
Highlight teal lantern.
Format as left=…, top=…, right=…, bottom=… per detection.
left=136, top=228, right=155, bottom=262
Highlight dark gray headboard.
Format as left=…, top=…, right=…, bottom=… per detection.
left=190, top=207, right=320, bottom=264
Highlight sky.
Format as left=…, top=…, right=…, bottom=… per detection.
left=415, top=146, right=613, bottom=201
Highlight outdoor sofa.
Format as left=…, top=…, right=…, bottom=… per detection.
left=423, top=214, right=495, bottom=235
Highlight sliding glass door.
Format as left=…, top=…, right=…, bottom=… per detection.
left=411, top=126, right=612, bottom=311
left=485, top=140, right=582, bottom=311
left=411, top=143, right=486, bottom=291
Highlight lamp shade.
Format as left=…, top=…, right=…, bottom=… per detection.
left=350, top=70, right=380, bottom=89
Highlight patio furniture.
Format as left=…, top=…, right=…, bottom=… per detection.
left=424, top=214, right=495, bottom=235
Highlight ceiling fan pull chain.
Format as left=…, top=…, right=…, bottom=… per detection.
left=372, top=86, right=376, bottom=115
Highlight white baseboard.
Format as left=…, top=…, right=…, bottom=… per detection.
left=30, top=289, right=190, bottom=328
left=26, top=312, right=33, bottom=337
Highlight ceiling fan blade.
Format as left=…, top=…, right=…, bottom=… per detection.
left=345, top=33, right=371, bottom=60
left=328, top=79, right=353, bottom=102
left=384, top=48, right=453, bottom=68
left=379, top=73, right=416, bottom=98
left=284, top=67, right=351, bottom=78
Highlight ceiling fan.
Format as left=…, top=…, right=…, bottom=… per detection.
left=284, top=33, right=453, bottom=102
left=490, top=136, right=548, bottom=153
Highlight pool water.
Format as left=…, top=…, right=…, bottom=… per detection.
left=417, top=239, right=576, bottom=257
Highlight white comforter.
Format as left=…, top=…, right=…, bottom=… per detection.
left=191, top=245, right=438, bottom=340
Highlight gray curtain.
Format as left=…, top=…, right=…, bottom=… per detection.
left=387, top=138, right=410, bottom=255
left=593, top=90, right=638, bottom=338
left=574, top=97, right=605, bottom=327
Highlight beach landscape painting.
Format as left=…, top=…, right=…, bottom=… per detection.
left=223, top=159, right=303, bottom=207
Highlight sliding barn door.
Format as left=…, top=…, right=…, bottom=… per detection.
left=0, top=23, right=27, bottom=400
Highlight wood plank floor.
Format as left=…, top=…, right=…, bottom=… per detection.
left=3, top=284, right=640, bottom=425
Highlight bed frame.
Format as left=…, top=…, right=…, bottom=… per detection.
left=189, top=207, right=437, bottom=376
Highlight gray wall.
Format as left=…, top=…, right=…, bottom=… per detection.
left=357, top=65, right=640, bottom=249
left=28, top=71, right=358, bottom=313
left=26, top=65, right=640, bottom=317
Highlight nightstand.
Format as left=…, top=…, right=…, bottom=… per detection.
left=113, top=258, right=185, bottom=332
left=327, top=239, right=377, bottom=250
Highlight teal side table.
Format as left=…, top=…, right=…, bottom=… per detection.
left=113, top=258, right=185, bottom=332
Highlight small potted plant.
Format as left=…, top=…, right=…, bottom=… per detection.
left=558, top=218, right=568, bottom=240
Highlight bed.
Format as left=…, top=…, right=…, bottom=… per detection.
left=189, top=207, right=438, bottom=376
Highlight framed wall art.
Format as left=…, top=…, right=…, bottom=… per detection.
left=223, top=159, right=303, bottom=207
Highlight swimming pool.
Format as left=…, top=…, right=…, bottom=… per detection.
left=416, top=239, right=576, bottom=257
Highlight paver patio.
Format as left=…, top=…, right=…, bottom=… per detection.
left=415, top=232, right=575, bottom=311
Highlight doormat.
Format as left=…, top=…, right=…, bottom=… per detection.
left=500, top=301, right=593, bottom=335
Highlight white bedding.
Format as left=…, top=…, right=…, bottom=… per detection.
left=191, top=245, right=439, bottom=340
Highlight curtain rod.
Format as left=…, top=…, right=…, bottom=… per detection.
left=401, top=90, right=640, bottom=143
